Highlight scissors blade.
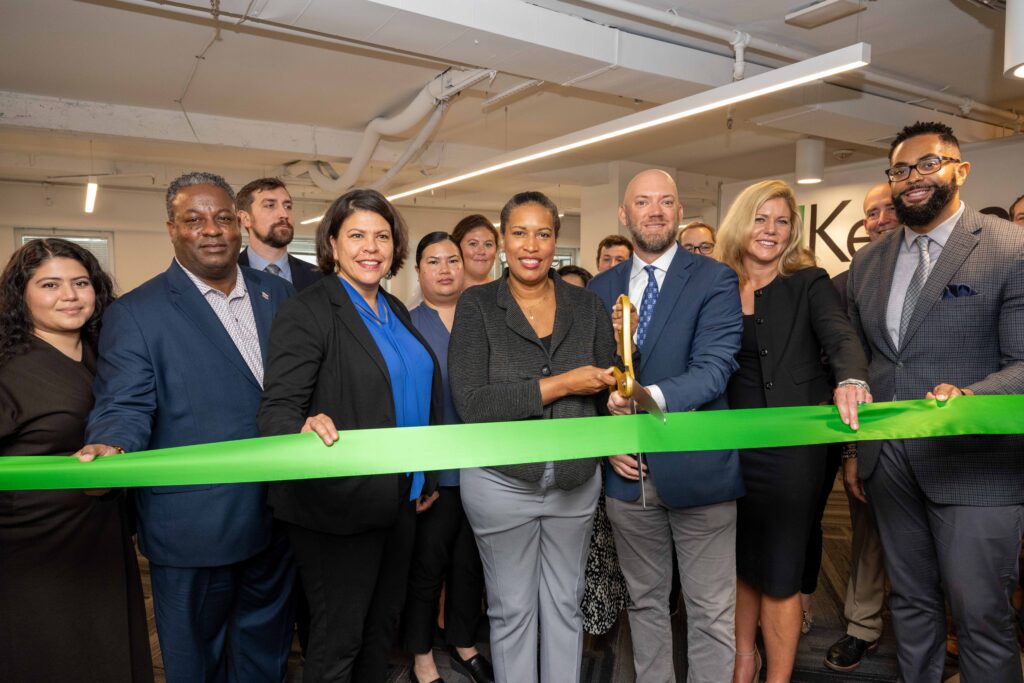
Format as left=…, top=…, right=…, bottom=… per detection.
left=630, top=383, right=666, bottom=424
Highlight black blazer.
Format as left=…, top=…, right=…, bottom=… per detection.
left=448, top=271, right=616, bottom=490
left=238, top=248, right=324, bottom=292
left=748, top=267, right=867, bottom=408
left=258, top=275, right=443, bottom=535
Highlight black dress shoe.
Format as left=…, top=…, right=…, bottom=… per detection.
left=448, top=647, right=495, bottom=683
left=824, top=634, right=879, bottom=672
left=408, top=667, right=445, bottom=683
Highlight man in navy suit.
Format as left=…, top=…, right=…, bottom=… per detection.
left=589, top=169, right=743, bottom=683
left=77, top=172, right=296, bottom=682
left=236, top=177, right=323, bottom=291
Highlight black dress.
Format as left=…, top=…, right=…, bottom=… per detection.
left=728, top=315, right=824, bottom=597
left=0, top=338, right=152, bottom=682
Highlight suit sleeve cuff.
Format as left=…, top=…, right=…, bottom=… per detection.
left=647, top=384, right=668, bottom=413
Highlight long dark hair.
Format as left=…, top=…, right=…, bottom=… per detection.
left=0, top=239, right=116, bottom=367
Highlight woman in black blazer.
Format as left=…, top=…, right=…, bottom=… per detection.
left=716, top=180, right=871, bottom=683
left=448, top=191, right=618, bottom=683
left=258, top=189, right=442, bottom=683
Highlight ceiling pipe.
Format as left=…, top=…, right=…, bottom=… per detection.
left=577, top=0, right=1022, bottom=127
left=368, top=101, right=448, bottom=191
left=287, top=67, right=493, bottom=194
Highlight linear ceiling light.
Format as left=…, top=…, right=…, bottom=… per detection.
left=84, top=176, right=98, bottom=213
left=1007, top=0, right=1024, bottom=78
left=385, top=43, right=870, bottom=202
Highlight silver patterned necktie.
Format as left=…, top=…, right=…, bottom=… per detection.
left=264, top=263, right=282, bottom=276
left=898, top=234, right=931, bottom=348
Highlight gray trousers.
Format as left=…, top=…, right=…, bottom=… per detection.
left=460, top=464, right=600, bottom=683
left=606, top=483, right=737, bottom=683
left=867, top=441, right=1024, bottom=683
left=844, top=486, right=887, bottom=642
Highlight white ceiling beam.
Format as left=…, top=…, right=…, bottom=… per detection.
left=0, top=90, right=502, bottom=169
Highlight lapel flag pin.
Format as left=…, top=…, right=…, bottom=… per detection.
left=261, top=291, right=270, bottom=300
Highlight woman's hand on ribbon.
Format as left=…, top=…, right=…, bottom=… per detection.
left=301, top=413, right=339, bottom=446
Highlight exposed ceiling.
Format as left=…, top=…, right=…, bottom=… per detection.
left=1, top=0, right=1021, bottom=217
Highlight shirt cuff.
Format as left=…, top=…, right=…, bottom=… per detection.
left=647, top=384, right=668, bottom=413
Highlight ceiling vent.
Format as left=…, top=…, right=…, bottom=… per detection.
left=785, top=0, right=868, bottom=29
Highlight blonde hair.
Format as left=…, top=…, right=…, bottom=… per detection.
left=717, top=179, right=814, bottom=284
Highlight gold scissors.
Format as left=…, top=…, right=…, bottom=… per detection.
left=611, top=294, right=666, bottom=424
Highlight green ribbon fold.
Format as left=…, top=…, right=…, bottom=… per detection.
left=0, top=396, right=1021, bottom=491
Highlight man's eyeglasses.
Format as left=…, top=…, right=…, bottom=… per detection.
left=682, top=242, right=715, bottom=255
left=884, top=155, right=960, bottom=183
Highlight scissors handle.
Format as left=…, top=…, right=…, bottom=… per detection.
left=614, top=294, right=635, bottom=398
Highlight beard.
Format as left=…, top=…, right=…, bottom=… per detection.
left=254, top=221, right=294, bottom=249
left=626, top=219, right=676, bottom=254
left=893, top=176, right=956, bottom=228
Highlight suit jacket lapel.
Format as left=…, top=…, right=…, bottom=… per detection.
left=166, top=261, right=262, bottom=389
left=242, top=268, right=275, bottom=363
left=549, top=277, right=574, bottom=355
left=872, top=233, right=902, bottom=358
left=900, top=212, right=980, bottom=349
left=324, top=275, right=392, bottom=384
left=639, top=251, right=691, bottom=374
left=496, top=274, right=544, bottom=348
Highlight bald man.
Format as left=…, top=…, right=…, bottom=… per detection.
left=824, top=181, right=899, bottom=673
left=589, top=169, right=743, bottom=683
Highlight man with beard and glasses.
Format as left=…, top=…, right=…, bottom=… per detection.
left=823, top=181, right=899, bottom=673
left=589, top=169, right=744, bottom=683
left=846, top=121, right=1024, bottom=682
left=237, top=177, right=323, bottom=291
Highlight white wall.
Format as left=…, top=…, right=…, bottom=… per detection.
left=720, top=136, right=1024, bottom=276
left=0, top=181, right=580, bottom=305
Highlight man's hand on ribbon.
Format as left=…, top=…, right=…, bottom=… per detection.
left=925, top=383, right=974, bottom=402
left=834, top=383, right=873, bottom=431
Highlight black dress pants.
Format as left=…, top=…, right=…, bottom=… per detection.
left=402, top=486, right=484, bottom=654
left=285, top=502, right=416, bottom=683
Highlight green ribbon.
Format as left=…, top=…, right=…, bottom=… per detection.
left=0, top=396, right=1021, bottom=491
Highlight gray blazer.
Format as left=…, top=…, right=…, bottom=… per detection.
left=847, top=205, right=1024, bottom=505
left=449, top=271, right=616, bottom=489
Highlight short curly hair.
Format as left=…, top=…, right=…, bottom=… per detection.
left=166, top=171, right=235, bottom=220
left=0, top=238, right=116, bottom=367
left=889, top=121, right=960, bottom=162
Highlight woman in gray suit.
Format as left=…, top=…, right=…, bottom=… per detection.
left=448, top=191, right=618, bottom=683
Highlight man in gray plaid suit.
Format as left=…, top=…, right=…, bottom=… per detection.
left=847, top=121, right=1024, bottom=682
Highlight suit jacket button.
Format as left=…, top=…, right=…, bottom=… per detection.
left=755, top=317, right=764, bottom=324
left=765, top=381, right=773, bottom=390
left=896, top=361, right=903, bottom=369
left=759, top=348, right=768, bottom=357
left=755, top=289, right=764, bottom=297
left=541, top=365, right=551, bottom=376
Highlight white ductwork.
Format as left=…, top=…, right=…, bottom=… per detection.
left=575, top=0, right=1022, bottom=127
left=287, top=67, right=493, bottom=194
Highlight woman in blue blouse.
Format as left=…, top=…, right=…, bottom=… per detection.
left=403, top=232, right=493, bottom=683
left=259, top=189, right=443, bottom=683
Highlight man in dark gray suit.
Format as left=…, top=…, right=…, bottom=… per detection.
left=847, top=121, right=1024, bottom=682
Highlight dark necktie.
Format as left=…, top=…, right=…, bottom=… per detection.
left=264, top=263, right=282, bottom=277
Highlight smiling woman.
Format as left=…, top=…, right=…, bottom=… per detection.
left=0, top=239, right=153, bottom=682
left=716, top=180, right=870, bottom=683
left=258, top=188, right=442, bottom=683
left=448, top=191, right=619, bottom=683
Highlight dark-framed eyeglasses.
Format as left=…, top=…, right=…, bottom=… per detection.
left=682, top=242, right=715, bottom=255
left=884, top=155, right=960, bottom=183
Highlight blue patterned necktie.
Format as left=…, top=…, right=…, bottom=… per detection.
left=636, top=265, right=660, bottom=348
